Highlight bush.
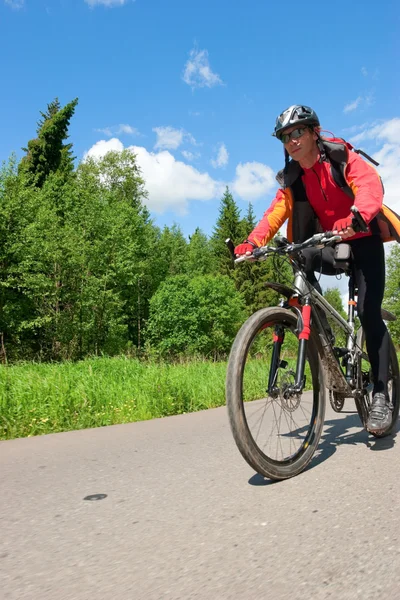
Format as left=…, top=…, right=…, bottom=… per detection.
left=145, top=274, right=246, bottom=359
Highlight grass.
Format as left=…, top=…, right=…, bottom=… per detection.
left=2, top=347, right=389, bottom=441
left=0, top=357, right=228, bottom=440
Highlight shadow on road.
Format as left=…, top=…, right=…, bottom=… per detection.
left=248, top=410, right=399, bottom=486
left=313, top=410, right=399, bottom=466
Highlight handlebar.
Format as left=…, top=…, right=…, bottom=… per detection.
left=230, top=231, right=342, bottom=264
left=227, top=206, right=369, bottom=265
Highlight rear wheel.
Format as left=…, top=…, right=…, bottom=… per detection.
left=355, top=327, right=400, bottom=437
left=226, top=307, right=326, bottom=480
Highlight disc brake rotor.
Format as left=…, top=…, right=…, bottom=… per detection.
left=279, top=370, right=301, bottom=412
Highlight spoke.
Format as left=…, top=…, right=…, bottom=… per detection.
left=277, top=403, right=285, bottom=461
left=288, top=409, right=304, bottom=441
left=285, top=408, right=295, bottom=457
left=241, top=320, right=319, bottom=465
left=282, top=412, right=299, bottom=456
left=253, top=397, right=271, bottom=442
left=248, top=398, right=273, bottom=416
left=270, top=399, right=283, bottom=460
left=299, top=402, right=312, bottom=423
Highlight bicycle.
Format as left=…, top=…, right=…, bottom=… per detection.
left=225, top=207, right=399, bottom=481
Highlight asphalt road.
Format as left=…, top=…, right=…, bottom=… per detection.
left=1, top=396, right=399, bottom=600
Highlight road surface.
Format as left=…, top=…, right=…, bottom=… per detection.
left=1, top=396, right=399, bottom=599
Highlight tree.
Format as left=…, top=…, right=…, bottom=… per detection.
left=155, top=224, right=188, bottom=281
left=71, top=150, right=156, bottom=355
left=323, top=287, right=347, bottom=346
left=0, top=155, right=40, bottom=360
left=146, top=274, right=246, bottom=359
left=19, top=97, right=78, bottom=188
left=185, top=228, right=216, bottom=276
left=240, top=202, right=257, bottom=239
left=323, top=287, right=346, bottom=315
left=384, top=244, right=400, bottom=345
left=211, top=186, right=243, bottom=276
left=0, top=145, right=158, bottom=361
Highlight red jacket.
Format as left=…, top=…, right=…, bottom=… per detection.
left=248, top=139, right=400, bottom=246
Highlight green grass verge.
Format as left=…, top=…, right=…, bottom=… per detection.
left=0, top=358, right=228, bottom=440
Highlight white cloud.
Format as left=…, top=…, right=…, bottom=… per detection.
left=348, top=118, right=400, bottom=215
left=84, top=139, right=278, bottom=214
left=361, top=67, right=368, bottom=76
left=153, top=126, right=197, bottom=150
left=84, top=139, right=223, bottom=214
left=95, top=127, right=113, bottom=137
left=349, top=118, right=400, bottom=145
left=85, top=0, right=129, bottom=6
left=95, top=124, right=140, bottom=137
left=153, top=126, right=184, bottom=150
left=344, top=97, right=363, bottom=113
left=341, top=122, right=371, bottom=135
left=373, top=143, right=400, bottom=214
left=5, top=0, right=24, bottom=8
left=84, top=138, right=124, bottom=160
left=132, top=146, right=224, bottom=214
left=117, top=124, right=138, bottom=135
left=232, top=162, right=276, bottom=201
left=183, top=48, right=223, bottom=89
left=211, top=143, right=229, bottom=168
left=343, top=93, right=375, bottom=114
left=181, top=150, right=200, bottom=162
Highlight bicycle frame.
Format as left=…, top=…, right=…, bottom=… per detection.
left=230, top=229, right=386, bottom=403
left=269, top=261, right=360, bottom=399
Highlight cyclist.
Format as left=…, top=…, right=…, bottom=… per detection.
left=235, top=105, right=400, bottom=434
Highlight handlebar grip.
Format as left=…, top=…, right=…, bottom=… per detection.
left=350, top=206, right=369, bottom=233
left=225, top=238, right=236, bottom=260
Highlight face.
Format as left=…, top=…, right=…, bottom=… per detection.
left=281, top=126, right=318, bottom=162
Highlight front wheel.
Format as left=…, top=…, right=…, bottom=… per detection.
left=355, top=327, right=400, bottom=437
left=226, top=307, right=326, bottom=481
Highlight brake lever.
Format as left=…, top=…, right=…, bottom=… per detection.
left=252, top=247, right=265, bottom=259
left=350, top=206, right=369, bottom=233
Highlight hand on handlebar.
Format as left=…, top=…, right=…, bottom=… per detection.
left=234, top=241, right=256, bottom=257
left=332, top=215, right=355, bottom=240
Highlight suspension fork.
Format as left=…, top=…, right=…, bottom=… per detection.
left=267, top=325, right=284, bottom=394
left=267, top=299, right=312, bottom=396
left=292, top=298, right=312, bottom=392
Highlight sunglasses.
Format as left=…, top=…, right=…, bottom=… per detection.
left=279, top=127, right=307, bottom=144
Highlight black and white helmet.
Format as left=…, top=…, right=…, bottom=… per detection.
left=273, top=105, right=320, bottom=139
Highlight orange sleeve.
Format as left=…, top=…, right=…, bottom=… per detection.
left=345, top=151, right=384, bottom=224
left=247, top=189, right=291, bottom=247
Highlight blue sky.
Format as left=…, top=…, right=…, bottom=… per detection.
left=1, top=0, right=400, bottom=253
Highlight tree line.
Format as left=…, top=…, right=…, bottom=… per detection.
left=1, top=98, right=398, bottom=362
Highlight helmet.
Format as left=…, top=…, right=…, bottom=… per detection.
left=273, top=105, right=320, bottom=139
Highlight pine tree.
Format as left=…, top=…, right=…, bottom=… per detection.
left=211, top=186, right=243, bottom=276
left=19, top=97, right=78, bottom=188
left=185, top=228, right=216, bottom=275
left=155, top=224, right=188, bottom=280
left=240, top=202, right=257, bottom=239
